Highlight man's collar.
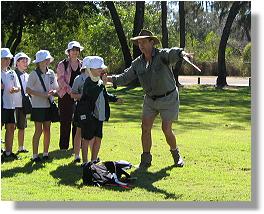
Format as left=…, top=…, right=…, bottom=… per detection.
left=141, top=48, right=157, bottom=60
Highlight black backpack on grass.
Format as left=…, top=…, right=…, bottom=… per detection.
left=82, top=161, right=132, bottom=187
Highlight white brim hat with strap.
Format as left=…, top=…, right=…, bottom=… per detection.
left=13, top=52, right=31, bottom=67
left=65, top=41, right=84, bottom=55
left=1, top=48, right=13, bottom=59
left=81, top=56, right=107, bottom=70
left=33, top=50, right=54, bottom=63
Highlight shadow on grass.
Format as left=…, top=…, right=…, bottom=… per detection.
left=1, top=149, right=73, bottom=179
left=1, top=160, right=46, bottom=178
left=109, top=86, right=250, bottom=129
left=127, top=165, right=183, bottom=200
left=49, top=162, right=82, bottom=187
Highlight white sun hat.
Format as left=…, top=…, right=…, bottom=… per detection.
left=33, top=50, right=54, bottom=63
left=13, top=52, right=31, bottom=67
left=1, top=48, right=13, bottom=59
left=65, top=41, right=84, bottom=55
left=81, top=56, right=107, bottom=70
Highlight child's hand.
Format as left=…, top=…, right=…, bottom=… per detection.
left=9, top=86, right=19, bottom=94
left=48, top=89, right=56, bottom=96
left=1, top=83, right=4, bottom=90
left=116, top=98, right=124, bottom=104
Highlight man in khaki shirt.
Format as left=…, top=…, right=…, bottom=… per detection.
left=108, top=29, right=192, bottom=168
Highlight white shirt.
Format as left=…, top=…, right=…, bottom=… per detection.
left=1, top=69, right=21, bottom=109
left=26, top=69, right=59, bottom=108
left=13, top=70, right=29, bottom=108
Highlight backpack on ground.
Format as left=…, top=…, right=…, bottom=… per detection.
left=82, top=160, right=133, bottom=187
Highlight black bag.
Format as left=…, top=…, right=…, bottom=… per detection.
left=35, top=69, right=60, bottom=122
left=82, top=161, right=132, bottom=187
left=22, top=94, right=32, bottom=114
left=76, top=101, right=94, bottom=125
left=49, top=101, right=60, bottom=122
left=16, top=71, right=32, bottom=114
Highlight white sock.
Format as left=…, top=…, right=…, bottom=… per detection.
left=5, top=151, right=11, bottom=156
left=75, top=155, right=80, bottom=160
left=43, top=152, right=49, bottom=157
left=19, top=146, right=25, bottom=151
left=33, top=154, right=38, bottom=159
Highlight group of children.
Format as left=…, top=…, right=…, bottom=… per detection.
left=1, top=41, right=122, bottom=165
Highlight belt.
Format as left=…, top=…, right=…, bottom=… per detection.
left=150, top=88, right=176, bottom=101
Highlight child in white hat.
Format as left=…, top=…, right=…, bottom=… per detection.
left=13, top=52, right=31, bottom=153
left=1, top=48, right=21, bottom=161
left=26, top=50, right=59, bottom=162
left=77, top=56, right=123, bottom=164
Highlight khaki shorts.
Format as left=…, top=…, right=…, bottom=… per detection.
left=143, top=89, right=179, bottom=121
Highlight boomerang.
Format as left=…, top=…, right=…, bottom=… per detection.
left=182, top=55, right=201, bottom=72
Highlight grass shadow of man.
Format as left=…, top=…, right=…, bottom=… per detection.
left=129, top=165, right=183, bottom=200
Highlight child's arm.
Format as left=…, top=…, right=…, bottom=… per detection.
left=105, top=91, right=123, bottom=103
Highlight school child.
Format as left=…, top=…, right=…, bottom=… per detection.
left=1, top=48, right=21, bottom=160
left=78, top=56, right=123, bottom=164
left=26, top=50, right=59, bottom=162
left=13, top=52, right=31, bottom=153
left=71, top=68, right=89, bottom=163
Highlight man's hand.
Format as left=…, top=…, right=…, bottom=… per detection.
left=181, top=51, right=193, bottom=60
left=101, top=73, right=108, bottom=85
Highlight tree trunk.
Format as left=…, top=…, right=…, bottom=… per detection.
left=11, top=17, right=24, bottom=54
left=132, top=1, right=145, bottom=59
left=106, top=1, right=132, bottom=68
left=172, top=1, right=185, bottom=87
left=216, top=2, right=244, bottom=88
left=161, top=1, right=168, bottom=48
left=6, top=23, right=18, bottom=49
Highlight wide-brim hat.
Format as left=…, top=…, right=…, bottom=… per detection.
left=130, top=29, right=160, bottom=46
left=65, top=41, right=84, bottom=55
left=33, top=50, right=54, bottom=63
left=81, top=56, right=107, bottom=70
left=14, top=52, right=31, bottom=67
left=1, top=48, right=13, bottom=59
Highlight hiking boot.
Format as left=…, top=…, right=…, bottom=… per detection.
left=138, top=152, right=152, bottom=169
left=170, top=148, right=184, bottom=167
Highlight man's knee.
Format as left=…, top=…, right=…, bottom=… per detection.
left=141, top=121, right=152, bottom=134
left=162, top=122, right=173, bottom=136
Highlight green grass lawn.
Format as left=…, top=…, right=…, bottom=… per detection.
left=1, top=85, right=251, bottom=201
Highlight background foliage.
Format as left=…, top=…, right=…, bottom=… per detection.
left=1, top=1, right=251, bottom=76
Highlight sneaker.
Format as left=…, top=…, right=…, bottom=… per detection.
left=3, top=152, right=20, bottom=160
left=42, top=156, right=49, bottom=161
left=18, top=149, right=29, bottom=153
left=74, top=157, right=81, bottom=163
left=9, top=152, right=20, bottom=160
left=92, top=157, right=100, bottom=164
left=32, top=156, right=41, bottom=162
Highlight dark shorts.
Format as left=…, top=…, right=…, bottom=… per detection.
left=72, top=102, right=81, bottom=128
left=1, top=108, right=16, bottom=124
left=81, top=118, right=103, bottom=140
left=15, top=108, right=27, bottom=129
left=31, top=108, right=52, bottom=122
